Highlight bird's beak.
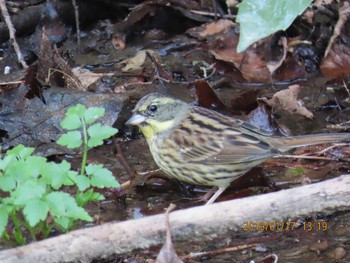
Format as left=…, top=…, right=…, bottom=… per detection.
left=126, top=113, right=147, bottom=125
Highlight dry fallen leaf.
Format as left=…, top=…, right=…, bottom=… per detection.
left=266, top=37, right=287, bottom=75
left=259, top=84, right=314, bottom=119
left=324, top=1, right=350, bottom=58
left=198, top=19, right=235, bottom=39
left=71, top=67, right=103, bottom=88
left=118, top=49, right=161, bottom=72
left=320, top=2, right=350, bottom=78
left=156, top=204, right=183, bottom=263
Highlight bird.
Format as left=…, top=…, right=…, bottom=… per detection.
left=126, top=92, right=349, bottom=205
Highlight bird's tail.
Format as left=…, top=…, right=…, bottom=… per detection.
left=269, top=133, right=350, bottom=153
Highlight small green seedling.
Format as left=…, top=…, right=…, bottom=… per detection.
left=0, top=104, right=119, bottom=245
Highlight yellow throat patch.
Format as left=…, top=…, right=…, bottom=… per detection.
left=139, top=119, right=174, bottom=139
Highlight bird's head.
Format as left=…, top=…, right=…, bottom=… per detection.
left=126, top=93, right=189, bottom=139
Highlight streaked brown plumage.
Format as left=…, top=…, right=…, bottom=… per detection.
left=127, top=93, right=350, bottom=205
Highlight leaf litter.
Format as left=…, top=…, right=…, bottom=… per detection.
left=0, top=0, right=350, bottom=262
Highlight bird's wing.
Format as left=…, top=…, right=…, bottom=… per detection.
left=205, top=129, right=278, bottom=164
left=167, top=108, right=278, bottom=164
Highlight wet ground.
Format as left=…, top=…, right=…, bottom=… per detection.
left=1, top=0, right=350, bottom=262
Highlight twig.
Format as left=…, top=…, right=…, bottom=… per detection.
left=0, top=80, right=22, bottom=85
left=71, top=0, right=81, bottom=46
left=146, top=50, right=167, bottom=88
left=113, top=81, right=153, bottom=93
left=189, top=9, right=236, bottom=19
left=343, top=80, right=350, bottom=97
left=0, top=0, right=28, bottom=68
left=264, top=159, right=327, bottom=170
left=114, top=143, right=162, bottom=191
left=275, top=143, right=349, bottom=161
left=315, top=143, right=349, bottom=155
left=274, top=154, right=338, bottom=161
left=183, top=243, right=258, bottom=260
left=115, top=143, right=137, bottom=181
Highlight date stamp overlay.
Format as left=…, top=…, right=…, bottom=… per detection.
left=243, top=221, right=328, bottom=231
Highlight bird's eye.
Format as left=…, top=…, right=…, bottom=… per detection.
left=148, top=104, right=158, bottom=113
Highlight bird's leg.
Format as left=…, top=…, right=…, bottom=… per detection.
left=197, top=186, right=217, bottom=203
left=205, top=186, right=227, bottom=205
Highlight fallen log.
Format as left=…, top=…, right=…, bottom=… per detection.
left=0, top=174, right=349, bottom=263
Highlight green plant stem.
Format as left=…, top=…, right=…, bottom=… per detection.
left=1, top=231, right=10, bottom=241
left=42, top=223, right=53, bottom=238
left=10, top=213, right=25, bottom=245
left=80, top=118, right=88, bottom=176
left=37, top=220, right=52, bottom=239
left=23, top=221, right=37, bottom=241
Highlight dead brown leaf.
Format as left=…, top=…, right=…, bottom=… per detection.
left=320, top=35, right=350, bottom=78
left=156, top=204, right=183, bottom=263
left=207, top=25, right=272, bottom=82
left=71, top=67, right=103, bottom=88
left=195, top=79, right=225, bottom=110
left=198, top=19, right=235, bottom=39
left=187, top=18, right=307, bottom=82
left=53, top=48, right=85, bottom=91
left=320, top=2, right=350, bottom=78
left=266, top=37, right=287, bottom=75
left=117, top=50, right=161, bottom=72
left=259, top=84, right=314, bottom=119
left=324, top=2, right=350, bottom=58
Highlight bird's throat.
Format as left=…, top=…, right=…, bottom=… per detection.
left=140, top=119, right=174, bottom=139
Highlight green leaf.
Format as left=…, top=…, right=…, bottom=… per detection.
left=23, top=199, right=49, bottom=227
left=61, top=114, right=82, bottom=130
left=5, top=159, right=28, bottom=183
left=0, top=175, right=16, bottom=191
left=0, top=205, right=9, bottom=236
left=87, top=192, right=104, bottom=202
left=1, top=197, right=15, bottom=208
left=76, top=189, right=104, bottom=206
left=292, top=167, right=305, bottom=175
left=12, top=181, right=46, bottom=206
left=237, top=0, right=312, bottom=52
left=41, top=160, right=74, bottom=189
left=0, top=155, right=16, bottom=170
left=74, top=175, right=91, bottom=191
left=87, top=123, right=118, bottom=148
left=54, top=217, right=71, bottom=230
left=5, top=156, right=46, bottom=186
left=25, top=156, right=47, bottom=178
left=6, top=145, right=35, bottom=159
left=65, top=170, right=78, bottom=186
left=46, top=192, right=92, bottom=221
left=57, top=131, right=82, bottom=149
left=86, top=164, right=120, bottom=188
left=66, top=104, right=86, bottom=118
left=84, top=107, right=104, bottom=124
